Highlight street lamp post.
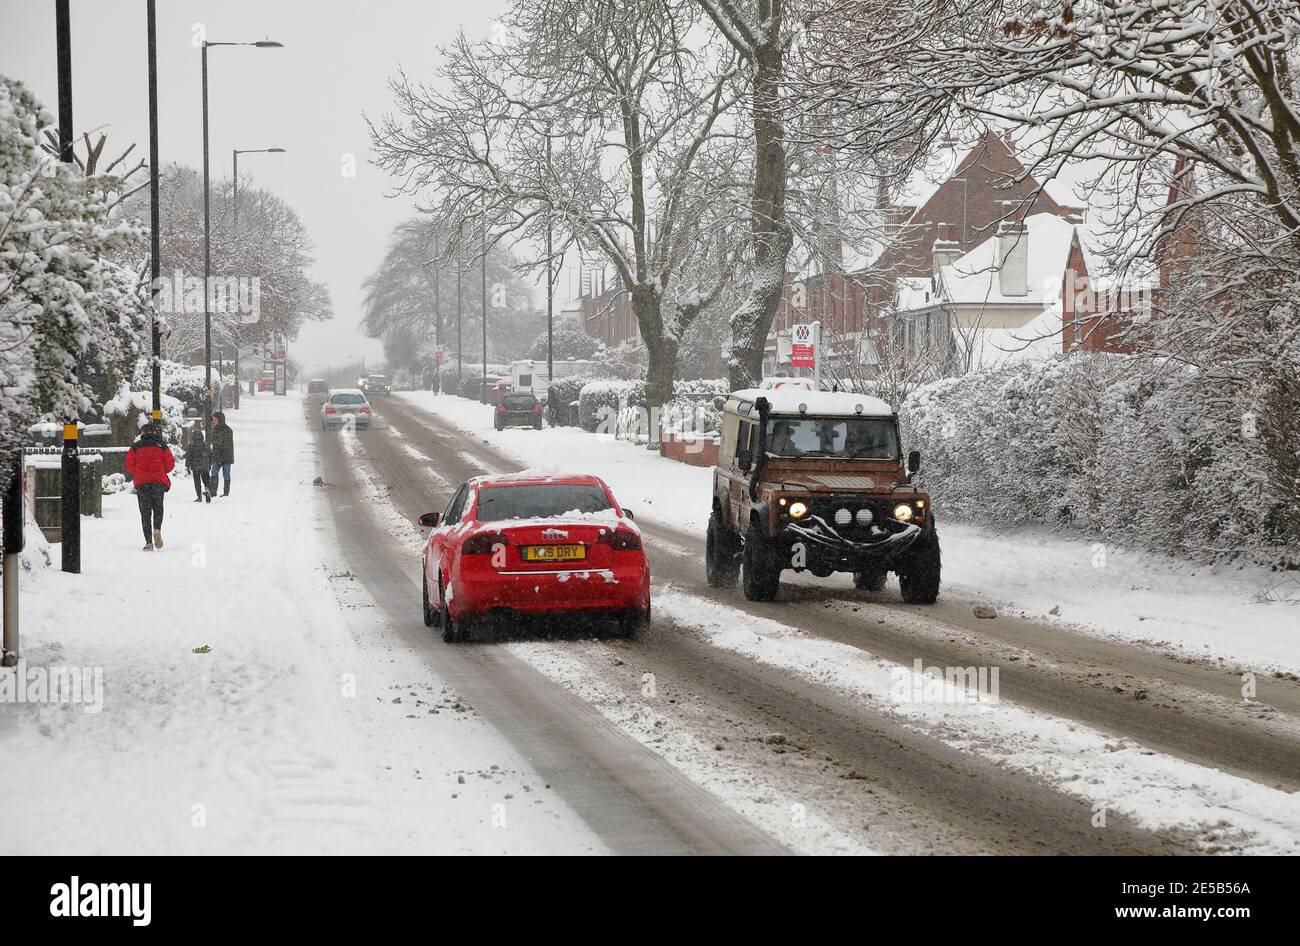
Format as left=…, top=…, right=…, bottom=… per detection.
left=201, top=38, right=281, bottom=430
left=231, top=146, right=285, bottom=409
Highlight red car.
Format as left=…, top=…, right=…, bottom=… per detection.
left=418, top=473, right=651, bottom=642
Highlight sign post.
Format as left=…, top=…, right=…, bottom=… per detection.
left=791, top=322, right=822, bottom=389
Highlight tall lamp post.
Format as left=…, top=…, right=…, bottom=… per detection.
left=231, top=146, right=285, bottom=408
left=201, top=37, right=282, bottom=429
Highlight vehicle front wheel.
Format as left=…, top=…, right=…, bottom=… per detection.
left=898, top=531, right=941, bottom=604
left=853, top=568, right=888, bottom=592
left=706, top=510, right=741, bottom=587
left=741, top=520, right=781, bottom=602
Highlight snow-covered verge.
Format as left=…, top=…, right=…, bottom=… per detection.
left=0, top=393, right=602, bottom=855
left=652, top=587, right=1300, bottom=855
left=399, top=391, right=1300, bottom=675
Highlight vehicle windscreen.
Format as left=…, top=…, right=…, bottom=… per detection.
left=330, top=393, right=366, bottom=405
left=368, top=376, right=387, bottom=384
left=474, top=484, right=611, bottom=522
left=502, top=394, right=536, bottom=409
left=765, top=417, right=899, bottom=459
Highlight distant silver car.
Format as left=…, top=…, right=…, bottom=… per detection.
left=321, top=388, right=372, bottom=430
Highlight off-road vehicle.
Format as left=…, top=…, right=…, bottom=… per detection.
left=706, top=389, right=940, bottom=603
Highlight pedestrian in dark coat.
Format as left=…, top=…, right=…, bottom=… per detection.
left=209, top=411, right=235, bottom=497
left=185, top=427, right=213, bottom=503
left=125, top=420, right=175, bottom=551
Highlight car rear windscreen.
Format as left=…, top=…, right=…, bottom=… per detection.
left=474, top=484, right=611, bottom=522
left=331, top=393, right=366, bottom=405
left=502, top=394, right=536, bottom=409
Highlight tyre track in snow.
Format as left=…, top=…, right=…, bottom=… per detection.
left=368, top=395, right=1194, bottom=854
left=380, top=396, right=1300, bottom=795
left=308, top=401, right=789, bottom=855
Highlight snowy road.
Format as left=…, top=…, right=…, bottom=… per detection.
left=316, top=393, right=1300, bottom=854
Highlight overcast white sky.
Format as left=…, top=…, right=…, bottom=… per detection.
left=0, top=0, right=516, bottom=375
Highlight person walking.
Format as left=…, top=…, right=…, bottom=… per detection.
left=124, top=419, right=175, bottom=551
left=185, top=426, right=213, bottom=503
left=209, top=411, right=235, bottom=497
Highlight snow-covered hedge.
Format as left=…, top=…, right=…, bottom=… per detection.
left=578, top=379, right=645, bottom=432
left=104, top=385, right=185, bottom=443
left=900, top=353, right=1297, bottom=564
left=545, top=376, right=586, bottom=425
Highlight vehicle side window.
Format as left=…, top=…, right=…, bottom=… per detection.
left=443, top=485, right=468, bottom=526
left=720, top=416, right=737, bottom=462
left=737, top=420, right=755, bottom=468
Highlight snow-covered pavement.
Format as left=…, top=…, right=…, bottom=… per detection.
left=0, top=393, right=603, bottom=855
left=399, top=391, right=1300, bottom=676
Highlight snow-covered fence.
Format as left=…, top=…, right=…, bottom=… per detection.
left=900, top=353, right=1297, bottom=564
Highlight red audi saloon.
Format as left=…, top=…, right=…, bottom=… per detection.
left=418, top=473, right=651, bottom=642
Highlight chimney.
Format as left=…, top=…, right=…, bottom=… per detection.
left=932, top=224, right=961, bottom=273
left=998, top=221, right=1029, bottom=297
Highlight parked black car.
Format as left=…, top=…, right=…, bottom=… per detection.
left=494, top=393, right=544, bottom=430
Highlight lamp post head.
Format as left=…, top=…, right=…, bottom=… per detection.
left=253, top=39, right=283, bottom=47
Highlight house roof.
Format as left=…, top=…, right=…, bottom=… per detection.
left=937, top=211, right=1079, bottom=309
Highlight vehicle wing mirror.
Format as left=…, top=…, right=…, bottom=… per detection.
left=623, top=509, right=635, bottom=520
left=418, top=512, right=441, bottom=528
left=907, top=450, right=921, bottom=474
left=737, top=444, right=753, bottom=471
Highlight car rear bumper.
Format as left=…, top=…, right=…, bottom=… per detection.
left=452, top=561, right=649, bottom=619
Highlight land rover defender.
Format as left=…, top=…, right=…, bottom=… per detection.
left=706, top=389, right=940, bottom=603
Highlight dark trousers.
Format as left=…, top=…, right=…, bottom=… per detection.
left=136, top=483, right=165, bottom=542
left=191, top=468, right=212, bottom=498
left=210, top=462, right=231, bottom=494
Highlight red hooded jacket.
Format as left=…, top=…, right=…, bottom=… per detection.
left=125, top=431, right=176, bottom=489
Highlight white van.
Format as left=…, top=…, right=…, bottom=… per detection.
left=510, top=358, right=597, bottom=400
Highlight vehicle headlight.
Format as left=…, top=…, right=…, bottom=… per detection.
left=789, top=501, right=809, bottom=519
left=892, top=503, right=914, bottom=522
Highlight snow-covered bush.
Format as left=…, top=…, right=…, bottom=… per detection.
left=104, top=385, right=184, bottom=444
left=0, top=75, right=149, bottom=483
left=901, top=353, right=1298, bottom=564
left=545, top=376, right=586, bottom=425
left=578, top=378, right=645, bottom=432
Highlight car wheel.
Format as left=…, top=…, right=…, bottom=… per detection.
left=741, top=519, right=781, bottom=602
left=898, top=530, right=941, bottom=604
left=618, top=602, right=650, bottom=638
left=705, top=509, right=741, bottom=587
left=439, top=577, right=469, bottom=643
left=534, top=420, right=543, bottom=430
left=853, top=568, right=888, bottom=592
left=422, top=567, right=439, bottom=627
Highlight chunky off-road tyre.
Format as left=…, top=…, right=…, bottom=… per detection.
left=422, top=568, right=439, bottom=627
left=853, top=568, right=888, bottom=592
left=705, top=509, right=742, bottom=587
left=741, top=520, right=781, bottom=602
left=898, top=531, right=941, bottom=604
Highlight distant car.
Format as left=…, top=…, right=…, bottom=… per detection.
left=307, top=378, right=328, bottom=394
left=321, top=388, right=372, bottom=430
left=258, top=372, right=276, bottom=392
left=460, top=375, right=506, bottom=400
left=495, top=392, right=544, bottom=430
left=363, top=374, right=391, bottom=396
left=417, top=473, right=650, bottom=642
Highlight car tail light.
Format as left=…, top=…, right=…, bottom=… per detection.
left=497, top=405, right=506, bottom=413
left=532, top=405, right=541, bottom=413
left=597, top=529, right=641, bottom=551
left=463, top=532, right=507, bottom=555
left=324, top=407, right=336, bottom=414
left=360, top=406, right=371, bottom=414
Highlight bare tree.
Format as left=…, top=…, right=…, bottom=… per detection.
left=696, top=0, right=797, bottom=389
left=369, top=0, right=745, bottom=415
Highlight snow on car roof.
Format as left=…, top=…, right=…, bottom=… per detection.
left=328, top=388, right=366, bottom=396
left=729, top=388, right=895, bottom=417
left=470, top=470, right=604, bottom=487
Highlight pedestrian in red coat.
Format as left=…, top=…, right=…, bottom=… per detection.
left=125, top=420, right=175, bottom=551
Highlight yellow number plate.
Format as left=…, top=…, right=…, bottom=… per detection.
left=522, top=544, right=586, bottom=562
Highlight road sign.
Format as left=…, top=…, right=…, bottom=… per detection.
left=791, top=323, right=817, bottom=369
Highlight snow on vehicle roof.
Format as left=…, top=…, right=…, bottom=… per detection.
left=470, top=470, right=604, bottom=487
left=729, top=388, right=895, bottom=417
left=328, top=387, right=366, bottom=396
